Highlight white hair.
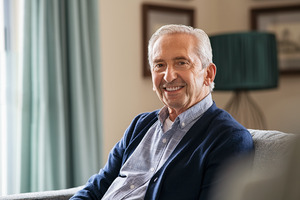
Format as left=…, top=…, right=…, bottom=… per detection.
left=148, top=24, right=215, bottom=91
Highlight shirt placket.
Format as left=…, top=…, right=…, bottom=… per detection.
left=119, top=127, right=172, bottom=199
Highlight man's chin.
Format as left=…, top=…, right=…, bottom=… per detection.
left=164, top=102, right=186, bottom=111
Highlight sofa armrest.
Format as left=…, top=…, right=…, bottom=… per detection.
left=0, top=186, right=83, bottom=200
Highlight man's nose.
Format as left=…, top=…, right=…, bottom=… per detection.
left=164, top=66, right=177, bottom=83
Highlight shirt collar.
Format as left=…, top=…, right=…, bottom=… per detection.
left=158, top=93, right=213, bottom=128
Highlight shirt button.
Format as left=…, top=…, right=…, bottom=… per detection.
left=150, top=167, right=155, bottom=172
left=182, top=122, right=185, bottom=127
left=130, top=185, right=135, bottom=189
left=162, top=138, right=167, bottom=143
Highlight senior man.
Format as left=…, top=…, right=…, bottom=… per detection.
left=71, top=24, right=254, bottom=200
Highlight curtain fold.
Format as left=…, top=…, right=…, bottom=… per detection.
left=20, top=0, right=102, bottom=193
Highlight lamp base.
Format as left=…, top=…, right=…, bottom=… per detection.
left=225, top=90, right=266, bottom=129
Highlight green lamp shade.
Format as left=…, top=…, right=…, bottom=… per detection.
left=210, top=32, right=279, bottom=90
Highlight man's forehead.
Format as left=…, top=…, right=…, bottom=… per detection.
left=152, top=35, right=195, bottom=57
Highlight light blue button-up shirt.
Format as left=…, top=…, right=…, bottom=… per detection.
left=102, top=94, right=213, bottom=200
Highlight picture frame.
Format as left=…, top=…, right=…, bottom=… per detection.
left=142, top=4, right=195, bottom=77
left=251, top=5, right=300, bottom=75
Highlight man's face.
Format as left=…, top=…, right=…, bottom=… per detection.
left=151, top=33, right=210, bottom=115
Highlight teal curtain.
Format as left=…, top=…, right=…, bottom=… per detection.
left=21, top=0, right=102, bottom=192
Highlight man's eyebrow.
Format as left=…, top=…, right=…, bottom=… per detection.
left=153, top=59, right=164, bottom=63
left=153, top=57, right=189, bottom=63
left=173, top=56, right=189, bottom=61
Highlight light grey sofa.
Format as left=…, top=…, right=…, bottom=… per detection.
left=0, top=186, right=84, bottom=200
left=0, top=129, right=296, bottom=200
left=211, top=129, right=299, bottom=200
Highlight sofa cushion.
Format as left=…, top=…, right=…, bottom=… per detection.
left=248, top=129, right=295, bottom=172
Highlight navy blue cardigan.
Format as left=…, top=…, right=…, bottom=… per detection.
left=71, top=103, right=254, bottom=200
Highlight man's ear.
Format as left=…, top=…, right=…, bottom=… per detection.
left=204, top=63, right=216, bottom=86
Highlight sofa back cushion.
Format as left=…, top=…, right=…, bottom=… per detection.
left=249, top=129, right=295, bottom=172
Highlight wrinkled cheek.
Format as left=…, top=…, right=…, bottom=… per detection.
left=152, top=74, right=162, bottom=91
left=155, top=88, right=164, bottom=102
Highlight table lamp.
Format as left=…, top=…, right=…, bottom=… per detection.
left=210, top=32, right=278, bottom=129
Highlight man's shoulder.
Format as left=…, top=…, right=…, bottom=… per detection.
left=207, top=104, right=247, bottom=131
left=125, top=110, right=159, bottom=138
left=202, top=104, right=252, bottom=143
left=121, top=110, right=160, bottom=152
left=132, top=110, right=159, bottom=124
left=200, top=104, right=254, bottom=156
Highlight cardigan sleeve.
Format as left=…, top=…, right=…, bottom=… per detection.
left=70, top=111, right=159, bottom=199
left=69, top=133, right=128, bottom=199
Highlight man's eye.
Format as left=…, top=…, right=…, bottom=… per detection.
left=155, top=63, right=164, bottom=68
left=176, top=61, right=189, bottom=67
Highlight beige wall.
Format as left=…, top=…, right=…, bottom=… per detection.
left=99, top=0, right=300, bottom=162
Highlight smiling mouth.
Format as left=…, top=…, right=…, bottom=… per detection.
left=164, top=86, right=184, bottom=92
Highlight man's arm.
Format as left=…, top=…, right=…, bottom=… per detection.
left=70, top=137, right=127, bottom=199
left=70, top=112, right=158, bottom=199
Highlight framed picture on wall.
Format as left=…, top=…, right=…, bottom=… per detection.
left=251, top=5, right=300, bottom=74
left=142, top=4, right=195, bottom=77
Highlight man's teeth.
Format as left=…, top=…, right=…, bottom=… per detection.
left=165, top=87, right=182, bottom=91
